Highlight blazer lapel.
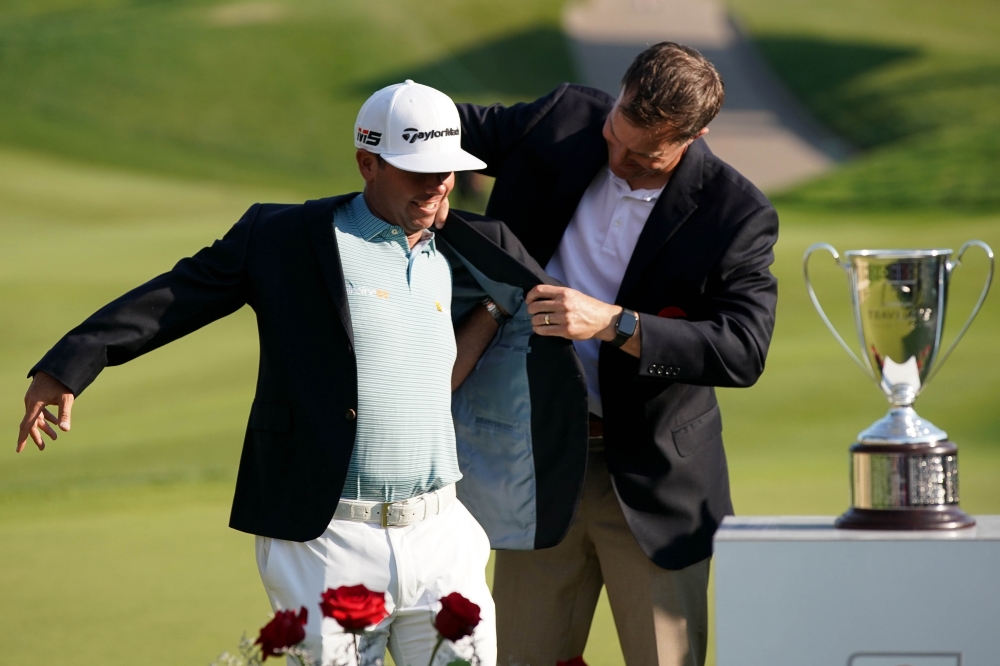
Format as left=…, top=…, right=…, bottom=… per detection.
left=303, top=193, right=357, bottom=345
left=616, top=139, right=707, bottom=302
left=439, top=211, right=556, bottom=292
left=537, top=122, right=609, bottom=266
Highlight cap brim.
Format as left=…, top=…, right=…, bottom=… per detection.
left=382, top=150, right=487, bottom=173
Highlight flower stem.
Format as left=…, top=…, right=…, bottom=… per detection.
left=354, top=633, right=360, bottom=666
left=427, top=636, right=444, bottom=666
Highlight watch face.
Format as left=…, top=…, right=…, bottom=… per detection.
left=617, top=310, right=637, bottom=337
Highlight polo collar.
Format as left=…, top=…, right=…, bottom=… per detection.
left=347, top=193, right=437, bottom=255
left=607, top=168, right=665, bottom=203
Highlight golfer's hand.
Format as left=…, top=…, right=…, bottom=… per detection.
left=525, top=284, right=622, bottom=341
left=433, top=194, right=450, bottom=229
left=17, top=371, right=74, bottom=453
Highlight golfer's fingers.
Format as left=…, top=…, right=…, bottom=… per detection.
left=41, top=407, right=59, bottom=424
left=16, top=422, right=30, bottom=453
left=29, top=421, right=44, bottom=451
left=58, top=393, right=74, bottom=431
left=37, top=413, right=58, bottom=441
left=17, top=402, right=44, bottom=453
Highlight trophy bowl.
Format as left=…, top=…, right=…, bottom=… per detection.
left=804, top=241, right=994, bottom=529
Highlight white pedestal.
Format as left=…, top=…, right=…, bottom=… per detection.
left=714, top=515, right=1000, bottom=666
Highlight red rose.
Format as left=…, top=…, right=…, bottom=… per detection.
left=557, top=657, right=588, bottom=666
left=255, top=607, right=308, bottom=660
left=319, top=585, right=388, bottom=632
left=434, top=592, right=481, bottom=642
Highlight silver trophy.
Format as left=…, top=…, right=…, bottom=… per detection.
left=804, top=242, right=994, bottom=529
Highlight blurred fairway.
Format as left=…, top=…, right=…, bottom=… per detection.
left=0, top=0, right=572, bottom=196
left=727, top=0, right=1000, bottom=212
left=2, top=0, right=1000, bottom=665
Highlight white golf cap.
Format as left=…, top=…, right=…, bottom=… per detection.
left=354, top=80, right=487, bottom=173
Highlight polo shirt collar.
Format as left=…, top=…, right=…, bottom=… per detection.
left=606, top=168, right=663, bottom=203
left=348, top=193, right=437, bottom=255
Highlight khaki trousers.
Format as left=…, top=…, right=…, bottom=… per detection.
left=494, top=446, right=709, bottom=666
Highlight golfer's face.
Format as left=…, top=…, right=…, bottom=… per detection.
left=602, top=103, right=690, bottom=184
left=374, top=162, right=454, bottom=235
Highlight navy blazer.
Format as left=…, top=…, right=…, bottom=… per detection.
left=459, top=84, right=779, bottom=569
left=29, top=194, right=589, bottom=549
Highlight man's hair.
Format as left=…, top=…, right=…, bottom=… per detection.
left=619, top=42, right=724, bottom=140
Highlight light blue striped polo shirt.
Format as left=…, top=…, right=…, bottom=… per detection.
left=335, top=193, right=461, bottom=502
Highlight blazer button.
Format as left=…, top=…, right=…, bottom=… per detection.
left=648, top=365, right=657, bottom=373
left=345, top=408, right=357, bottom=420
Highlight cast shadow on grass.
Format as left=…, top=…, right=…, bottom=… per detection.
left=754, top=35, right=919, bottom=100
left=753, top=35, right=920, bottom=148
left=358, top=25, right=576, bottom=100
left=760, top=36, right=1000, bottom=211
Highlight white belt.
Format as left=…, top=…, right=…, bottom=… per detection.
left=333, top=484, right=457, bottom=528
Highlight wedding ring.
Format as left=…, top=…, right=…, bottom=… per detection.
left=544, top=313, right=551, bottom=326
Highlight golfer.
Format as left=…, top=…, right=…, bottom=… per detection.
left=17, top=81, right=592, bottom=666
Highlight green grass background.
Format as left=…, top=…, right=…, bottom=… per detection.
left=1, top=0, right=999, bottom=664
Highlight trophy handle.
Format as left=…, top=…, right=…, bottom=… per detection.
left=803, top=243, right=878, bottom=382
left=925, top=240, right=995, bottom=385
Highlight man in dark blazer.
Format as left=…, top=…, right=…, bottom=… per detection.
left=457, top=42, right=779, bottom=665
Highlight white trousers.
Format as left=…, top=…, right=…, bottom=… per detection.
left=255, top=498, right=496, bottom=666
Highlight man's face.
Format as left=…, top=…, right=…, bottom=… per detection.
left=357, top=151, right=454, bottom=236
left=602, top=92, right=703, bottom=188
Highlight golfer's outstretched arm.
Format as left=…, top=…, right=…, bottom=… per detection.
left=17, top=204, right=260, bottom=453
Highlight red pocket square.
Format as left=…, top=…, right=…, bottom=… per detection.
left=657, top=306, right=687, bottom=319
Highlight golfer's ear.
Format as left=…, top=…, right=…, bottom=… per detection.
left=356, top=149, right=378, bottom=183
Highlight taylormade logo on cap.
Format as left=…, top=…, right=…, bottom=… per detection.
left=401, top=127, right=460, bottom=143
left=354, top=80, right=486, bottom=174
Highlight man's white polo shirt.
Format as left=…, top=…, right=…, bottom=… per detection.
left=545, top=167, right=663, bottom=417
left=334, top=193, right=461, bottom=501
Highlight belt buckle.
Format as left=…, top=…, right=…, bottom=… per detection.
left=380, top=502, right=392, bottom=528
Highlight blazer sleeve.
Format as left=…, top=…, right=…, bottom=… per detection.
left=457, top=84, right=568, bottom=177
left=28, top=204, right=259, bottom=396
left=636, top=205, right=779, bottom=388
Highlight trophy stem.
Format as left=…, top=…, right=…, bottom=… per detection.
left=858, top=404, right=947, bottom=445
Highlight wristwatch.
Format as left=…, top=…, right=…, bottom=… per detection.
left=480, top=296, right=509, bottom=324
left=609, top=309, right=638, bottom=348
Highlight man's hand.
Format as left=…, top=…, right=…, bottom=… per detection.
left=526, top=285, right=621, bottom=341
left=17, top=372, right=74, bottom=453
left=432, top=193, right=451, bottom=229
left=526, top=285, right=642, bottom=358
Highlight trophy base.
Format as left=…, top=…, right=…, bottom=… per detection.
left=841, top=439, right=976, bottom=530
left=836, top=506, right=976, bottom=530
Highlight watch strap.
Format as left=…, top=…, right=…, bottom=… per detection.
left=610, top=309, right=638, bottom=348
left=480, top=296, right=509, bottom=324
